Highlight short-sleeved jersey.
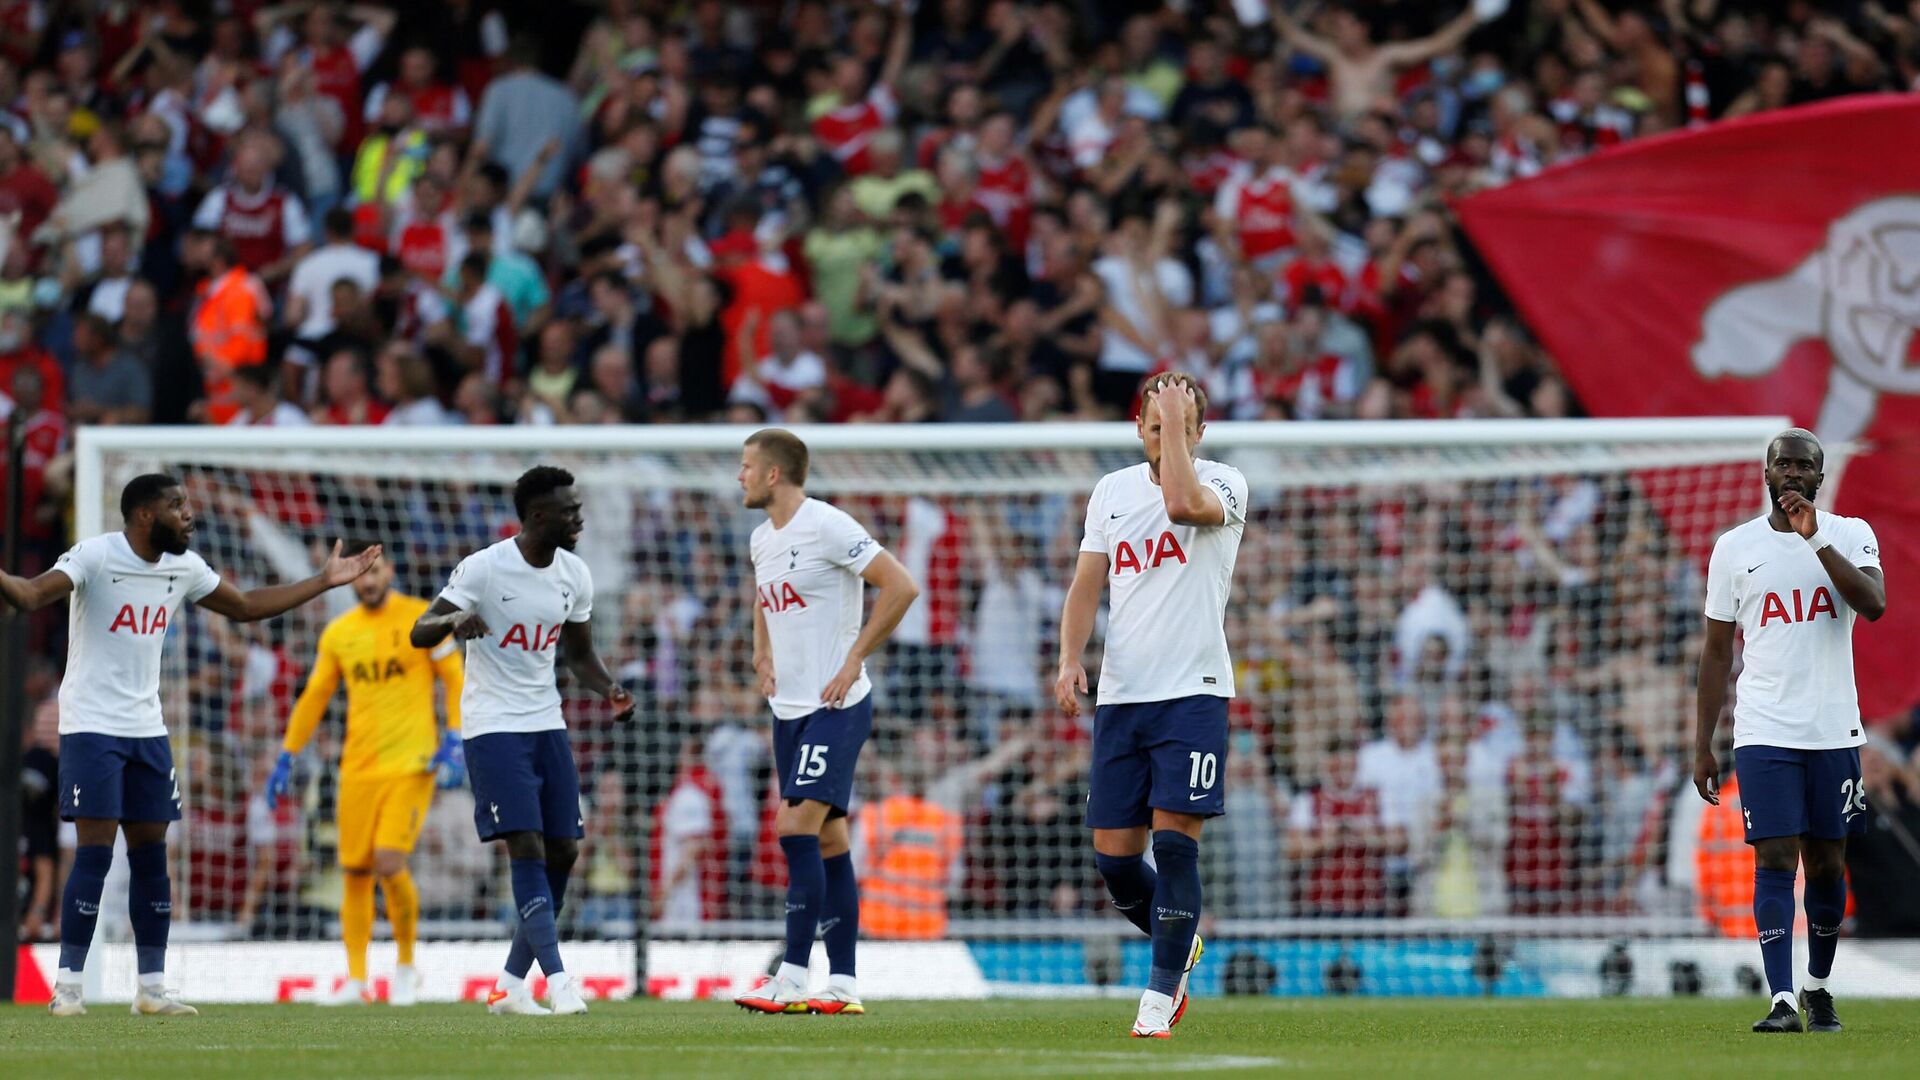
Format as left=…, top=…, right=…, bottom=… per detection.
left=750, top=498, right=885, bottom=720
left=438, top=538, right=593, bottom=736
left=1705, top=510, right=1880, bottom=750
left=1080, top=460, right=1248, bottom=706
left=53, top=532, right=222, bottom=737
left=286, top=593, right=465, bottom=779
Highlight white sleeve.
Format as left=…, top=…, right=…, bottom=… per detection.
left=282, top=193, right=312, bottom=248
left=185, top=552, right=223, bottom=602
left=263, top=25, right=296, bottom=66
left=450, top=88, right=472, bottom=127
left=869, top=84, right=898, bottom=123
left=1845, top=517, right=1881, bottom=570
left=1079, top=480, right=1108, bottom=554
left=192, top=188, right=227, bottom=230
left=363, top=83, right=389, bottom=124
left=1201, top=466, right=1248, bottom=528
left=245, top=796, right=279, bottom=848
left=821, top=507, right=884, bottom=573
left=480, top=10, right=509, bottom=56
left=1213, top=174, right=1241, bottom=227
left=567, top=563, right=594, bottom=624
left=1162, top=262, right=1194, bottom=308
left=1703, top=535, right=1735, bottom=621
left=51, top=540, right=94, bottom=590
left=438, top=553, right=484, bottom=611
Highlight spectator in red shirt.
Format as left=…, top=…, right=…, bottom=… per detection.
left=0, top=124, right=57, bottom=244
left=0, top=308, right=62, bottom=410
left=1288, top=738, right=1407, bottom=916
left=811, top=6, right=911, bottom=177
left=314, top=347, right=389, bottom=425
left=364, top=45, right=472, bottom=138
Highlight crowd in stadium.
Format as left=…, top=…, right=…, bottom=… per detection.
left=13, top=0, right=1920, bottom=943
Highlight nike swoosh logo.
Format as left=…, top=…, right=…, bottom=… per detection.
left=501, top=596, right=516, bottom=602
left=112, top=575, right=130, bottom=583
left=1189, top=792, right=1209, bottom=801
left=1747, top=563, right=1766, bottom=573
left=1109, top=512, right=1126, bottom=519
left=794, top=777, right=822, bottom=786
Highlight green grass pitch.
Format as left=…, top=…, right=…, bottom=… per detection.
left=3, top=998, right=1915, bottom=1078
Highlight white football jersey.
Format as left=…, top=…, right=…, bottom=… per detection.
left=750, top=498, right=884, bottom=720
left=53, top=532, right=222, bottom=737
left=438, top=538, right=594, bottom=737
left=1080, top=459, right=1248, bottom=706
left=1704, top=510, right=1880, bottom=750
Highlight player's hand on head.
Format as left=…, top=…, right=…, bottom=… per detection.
left=1154, top=382, right=1195, bottom=428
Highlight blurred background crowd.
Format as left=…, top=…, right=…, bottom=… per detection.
left=11, top=0, right=1920, bottom=946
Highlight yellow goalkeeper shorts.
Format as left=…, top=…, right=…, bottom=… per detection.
left=337, top=773, right=437, bottom=870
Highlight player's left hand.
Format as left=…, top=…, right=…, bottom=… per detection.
left=265, top=751, right=294, bottom=809
left=431, top=730, right=466, bottom=789
left=1692, top=749, right=1719, bottom=805
left=1778, top=489, right=1819, bottom=538
left=608, top=685, right=636, bottom=723
left=820, top=657, right=861, bottom=709
left=320, top=540, right=384, bottom=587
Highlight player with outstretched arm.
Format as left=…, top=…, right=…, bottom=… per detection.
left=411, top=467, right=635, bottom=1016
left=0, top=473, right=383, bottom=1017
left=1694, top=428, right=1887, bottom=1034
left=1055, top=372, right=1249, bottom=1039
left=732, top=428, right=921, bottom=1016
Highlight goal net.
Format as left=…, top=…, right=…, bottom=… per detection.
left=67, top=416, right=1888, bottom=1004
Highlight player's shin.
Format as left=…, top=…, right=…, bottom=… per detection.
left=382, top=870, right=420, bottom=968
left=822, top=851, right=859, bottom=986
left=343, top=872, right=375, bottom=983
left=127, top=843, right=172, bottom=989
left=1753, top=867, right=1797, bottom=1002
left=509, top=858, right=566, bottom=976
left=1804, top=874, right=1846, bottom=986
left=1094, top=850, right=1158, bottom=937
left=1146, top=831, right=1201, bottom=998
left=779, top=835, right=826, bottom=976
left=57, top=845, right=113, bottom=981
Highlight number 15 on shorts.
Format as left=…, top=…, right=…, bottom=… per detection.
left=1188, top=751, right=1217, bottom=792
left=795, top=743, right=829, bottom=786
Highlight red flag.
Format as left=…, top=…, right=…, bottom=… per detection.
left=1457, top=95, right=1920, bottom=721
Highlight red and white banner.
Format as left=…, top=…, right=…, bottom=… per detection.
left=1457, top=94, right=1920, bottom=720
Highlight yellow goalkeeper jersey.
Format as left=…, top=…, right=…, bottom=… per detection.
left=285, top=593, right=464, bottom=780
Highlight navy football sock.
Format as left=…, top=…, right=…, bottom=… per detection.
left=498, top=858, right=576, bottom=979
left=1804, top=875, right=1846, bottom=981
left=1094, top=851, right=1157, bottom=937
left=509, top=858, right=564, bottom=977
left=780, top=835, right=825, bottom=969
left=58, top=845, right=113, bottom=974
left=1753, top=866, right=1797, bottom=997
left=127, top=843, right=173, bottom=978
left=822, top=852, right=859, bottom=977
left=1148, top=831, right=1201, bottom=998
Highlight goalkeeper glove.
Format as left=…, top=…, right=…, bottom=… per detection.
left=265, top=751, right=294, bottom=810
left=432, top=730, right=466, bottom=789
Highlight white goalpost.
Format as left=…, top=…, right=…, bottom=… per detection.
left=67, top=414, right=1914, bottom=1004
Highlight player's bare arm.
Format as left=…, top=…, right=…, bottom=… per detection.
left=1151, top=385, right=1225, bottom=527
left=752, top=592, right=776, bottom=698
left=819, top=551, right=920, bottom=709
left=1054, top=550, right=1108, bottom=717
left=0, top=566, right=75, bottom=612
left=1693, top=617, right=1735, bottom=804
left=409, top=596, right=490, bottom=647
left=196, top=540, right=383, bottom=622
left=1778, top=489, right=1887, bottom=620
left=558, top=620, right=635, bottom=721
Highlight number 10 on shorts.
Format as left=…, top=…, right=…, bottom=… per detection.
left=798, top=743, right=829, bottom=780
left=1188, top=751, right=1217, bottom=790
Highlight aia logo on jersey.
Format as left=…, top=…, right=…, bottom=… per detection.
left=1759, top=587, right=1838, bottom=626
left=107, top=604, right=169, bottom=635
left=350, top=658, right=408, bottom=683
left=1113, top=531, right=1188, bottom=575
left=498, top=624, right=563, bottom=651
left=759, top=582, right=807, bottom=612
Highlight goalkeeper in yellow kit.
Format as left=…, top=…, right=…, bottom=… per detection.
left=268, top=541, right=465, bottom=1006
